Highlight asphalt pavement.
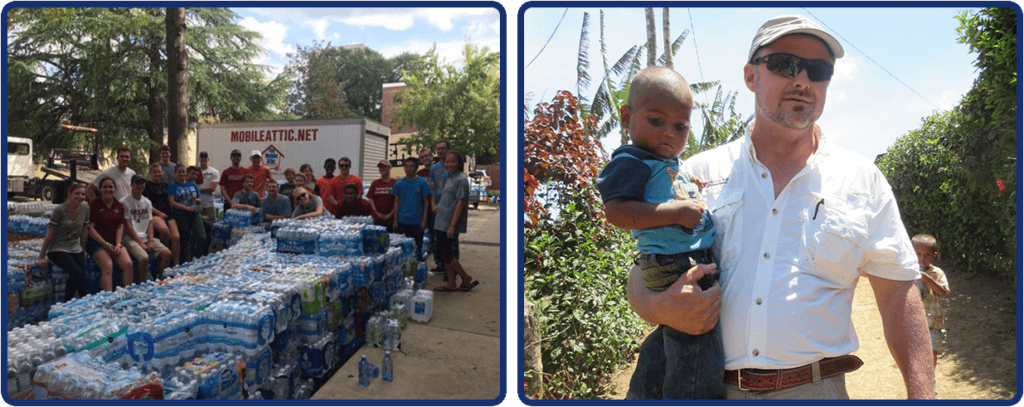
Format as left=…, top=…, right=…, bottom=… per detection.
left=312, top=203, right=503, bottom=400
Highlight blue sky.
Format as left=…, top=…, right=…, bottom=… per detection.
left=231, top=7, right=502, bottom=77
left=521, top=6, right=984, bottom=161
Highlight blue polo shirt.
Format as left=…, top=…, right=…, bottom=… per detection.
left=597, top=145, right=715, bottom=254
left=391, top=176, right=432, bottom=225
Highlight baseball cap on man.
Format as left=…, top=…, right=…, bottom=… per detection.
left=131, top=174, right=147, bottom=184
left=377, top=159, right=391, bottom=168
left=748, top=15, right=844, bottom=62
left=251, top=150, right=262, bottom=158
left=230, top=149, right=242, bottom=156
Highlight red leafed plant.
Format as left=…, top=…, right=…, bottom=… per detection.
left=523, top=90, right=608, bottom=227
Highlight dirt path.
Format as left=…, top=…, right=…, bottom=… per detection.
left=600, top=264, right=1018, bottom=400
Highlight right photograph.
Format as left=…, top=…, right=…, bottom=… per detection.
left=520, top=6, right=1018, bottom=401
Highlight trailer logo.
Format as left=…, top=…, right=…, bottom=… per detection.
left=262, top=145, right=284, bottom=171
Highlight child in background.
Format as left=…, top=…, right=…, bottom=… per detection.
left=596, top=66, right=722, bottom=399
left=912, top=233, right=949, bottom=395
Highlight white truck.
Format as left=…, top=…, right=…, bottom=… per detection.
left=7, top=135, right=100, bottom=203
left=196, top=118, right=391, bottom=182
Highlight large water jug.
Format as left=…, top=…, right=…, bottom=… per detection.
left=410, top=290, right=434, bottom=323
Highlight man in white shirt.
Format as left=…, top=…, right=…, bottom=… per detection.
left=198, top=151, right=220, bottom=224
left=121, top=175, right=171, bottom=282
left=88, top=146, right=135, bottom=201
left=625, top=15, right=933, bottom=399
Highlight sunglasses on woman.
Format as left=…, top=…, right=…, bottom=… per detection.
left=751, top=53, right=834, bottom=82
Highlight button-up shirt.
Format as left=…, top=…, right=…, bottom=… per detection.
left=684, top=131, right=919, bottom=370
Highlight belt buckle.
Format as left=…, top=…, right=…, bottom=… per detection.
left=737, top=369, right=747, bottom=391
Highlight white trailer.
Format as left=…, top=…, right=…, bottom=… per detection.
left=7, top=136, right=34, bottom=194
left=196, top=118, right=391, bottom=181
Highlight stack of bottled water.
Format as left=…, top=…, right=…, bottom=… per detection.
left=223, top=208, right=259, bottom=228
left=276, top=226, right=319, bottom=254
left=340, top=215, right=374, bottom=226
left=177, top=352, right=244, bottom=400
left=9, top=201, right=58, bottom=215
left=32, top=351, right=162, bottom=400
left=125, top=309, right=202, bottom=377
left=360, top=225, right=390, bottom=255
left=7, top=215, right=49, bottom=236
left=291, top=377, right=315, bottom=399
left=317, top=229, right=363, bottom=257
left=265, top=362, right=297, bottom=399
left=5, top=212, right=421, bottom=400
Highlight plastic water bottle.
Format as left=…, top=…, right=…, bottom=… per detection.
left=358, top=355, right=370, bottom=386
left=383, top=319, right=401, bottom=351
left=382, top=351, right=393, bottom=382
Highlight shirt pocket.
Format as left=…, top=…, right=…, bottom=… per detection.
left=805, top=192, right=868, bottom=287
left=708, top=188, right=743, bottom=271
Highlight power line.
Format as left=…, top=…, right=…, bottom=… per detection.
left=526, top=8, right=569, bottom=70
left=802, top=8, right=941, bottom=111
left=688, top=8, right=709, bottom=106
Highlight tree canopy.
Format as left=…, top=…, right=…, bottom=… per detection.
left=7, top=7, right=290, bottom=169
left=391, top=44, right=501, bottom=161
left=283, top=42, right=423, bottom=121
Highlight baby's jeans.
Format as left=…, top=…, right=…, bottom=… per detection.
left=627, top=249, right=724, bottom=399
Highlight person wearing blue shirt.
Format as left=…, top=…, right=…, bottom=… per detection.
left=166, top=164, right=206, bottom=264
left=392, top=157, right=432, bottom=261
left=261, top=181, right=292, bottom=223
left=428, top=140, right=453, bottom=272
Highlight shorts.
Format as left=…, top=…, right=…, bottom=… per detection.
left=637, top=249, right=717, bottom=291
left=85, top=239, right=114, bottom=256
left=435, top=232, right=460, bottom=264
left=122, top=235, right=169, bottom=262
left=929, top=328, right=946, bottom=354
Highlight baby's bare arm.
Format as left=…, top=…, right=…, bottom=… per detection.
left=605, top=198, right=704, bottom=229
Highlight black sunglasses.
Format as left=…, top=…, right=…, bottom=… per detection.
left=751, top=53, right=834, bottom=82
left=299, top=193, right=309, bottom=200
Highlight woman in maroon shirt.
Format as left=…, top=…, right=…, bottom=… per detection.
left=86, top=177, right=135, bottom=291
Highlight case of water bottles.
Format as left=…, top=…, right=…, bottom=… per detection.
left=7, top=214, right=49, bottom=236
left=223, top=208, right=261, bottom=228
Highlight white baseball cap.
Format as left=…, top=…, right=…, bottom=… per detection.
left=748, top=15, right=844, bottom=62
left=251, top=150, right=262, bottom=158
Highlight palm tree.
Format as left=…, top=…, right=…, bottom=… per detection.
left=573, top=9, right=749, bottom=151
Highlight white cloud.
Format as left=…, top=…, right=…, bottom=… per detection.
left=340, top=13, right=416, bottom=31
left=418, top=8, right=494, bottom=32
left=238, top=17, right=294, bottom=60
left=312, top=20, right=330, bottom=41
left=832, top=56, right=861, bottom=82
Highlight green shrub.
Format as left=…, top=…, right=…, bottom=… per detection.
left=524, top=198, right=647, bottom=399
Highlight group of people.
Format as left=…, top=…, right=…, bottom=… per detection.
left=37, top=139, right=480, bottom=302
left=598, top=15, right=944, bottom=400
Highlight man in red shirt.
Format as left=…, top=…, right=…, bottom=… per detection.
left=249, top=150, right=274, bottom=198
left=416, top=147, right=432, bottom=178
left=329, top=156, right=363, bottom=214
left=334, top=183, right=373, bottom=219
left=368, top=160, right=398, bottom=231
left=220, top=149, right=248, bottom=210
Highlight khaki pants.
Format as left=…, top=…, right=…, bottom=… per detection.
left=201, top=207, right=217, bottom=224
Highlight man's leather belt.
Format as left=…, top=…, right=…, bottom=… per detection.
left=724, top=355, right=864, bottom=392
